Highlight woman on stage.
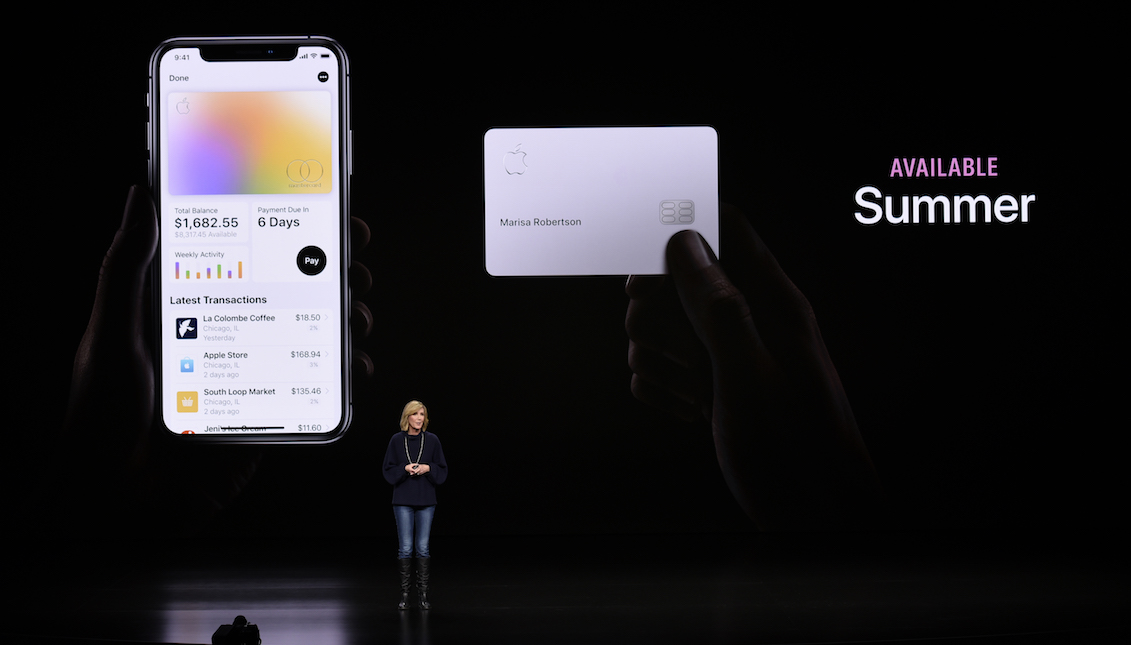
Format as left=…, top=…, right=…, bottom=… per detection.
left=384, top=400, right=448, bottom=610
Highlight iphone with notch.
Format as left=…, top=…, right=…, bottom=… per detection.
left=149, top=36, right=351, bottom=442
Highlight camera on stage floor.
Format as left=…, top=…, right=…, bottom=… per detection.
left=212, top=614, right=261, bottom=645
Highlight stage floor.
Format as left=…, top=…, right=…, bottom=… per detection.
left=10, top=532, right=1126, bottom=645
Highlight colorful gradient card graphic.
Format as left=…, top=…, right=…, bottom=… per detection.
left=167, top=91, right=332, bottom=195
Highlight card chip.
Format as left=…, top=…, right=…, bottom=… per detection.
left=660, top=200, right=695, bottom=224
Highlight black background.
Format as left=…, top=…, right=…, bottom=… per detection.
left=11, top=10, right=1121, bottom=545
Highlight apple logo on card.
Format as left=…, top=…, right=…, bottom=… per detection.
left=176, top=98, right=190, bottom=114
left=504, top=144, right=528, bottom=175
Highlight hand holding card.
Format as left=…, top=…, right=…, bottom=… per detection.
left=484, top=126, right=719, bottom=276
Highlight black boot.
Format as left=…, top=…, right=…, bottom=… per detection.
left=416, top=556, right=431, bottom=610
left=397, top=558, right=412, bottom=610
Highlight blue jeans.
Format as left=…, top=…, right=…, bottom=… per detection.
left=393, top=505, right=435, bottom=559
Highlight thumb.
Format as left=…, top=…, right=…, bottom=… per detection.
left=67, top=185, right=157, bottom=438
left=665, top=230, right=765, bottom=371
left=93, top=185, right=158, bottom=318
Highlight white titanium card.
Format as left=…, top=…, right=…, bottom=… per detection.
left=484, top=126, right=719, bottom=276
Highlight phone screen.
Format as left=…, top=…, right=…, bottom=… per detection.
left=151, top=39, right=350, bottom=441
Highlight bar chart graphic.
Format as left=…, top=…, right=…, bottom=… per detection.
left=171, top=250, right=250, bottom=281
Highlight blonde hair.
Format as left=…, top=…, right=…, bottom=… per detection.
left=399, top=400, right=429, bottom=432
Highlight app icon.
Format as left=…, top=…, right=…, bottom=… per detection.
left=176, top=318, right=197, bottom=339
left=180, top=357, right=194, bottom=372
left=177, top=391, right=198, bottom=413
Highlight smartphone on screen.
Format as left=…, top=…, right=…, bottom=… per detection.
left=148, top=36, right=351, bottom=442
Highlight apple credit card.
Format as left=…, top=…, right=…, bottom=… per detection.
left=166, top=91, right=332, bottom=195
left=484, top=126, right=719, bottom=276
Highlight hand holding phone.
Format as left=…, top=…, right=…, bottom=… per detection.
left=63, top=183, right=374, bottom=530
left=149, top=37, right=352, bottom=442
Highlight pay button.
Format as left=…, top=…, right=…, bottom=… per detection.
left=297, top=246, right=327, bottom=276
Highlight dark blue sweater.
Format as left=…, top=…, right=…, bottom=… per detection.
left=383, top=431, right=447, bottom=506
